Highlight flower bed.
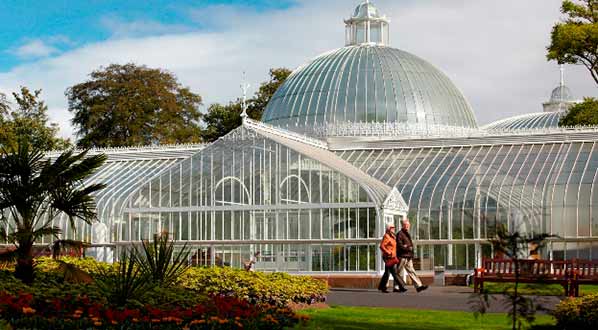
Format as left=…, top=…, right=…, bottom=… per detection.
left=0, top=291, right=305, bottom=330
left=0, top=257, right=326, bottom=329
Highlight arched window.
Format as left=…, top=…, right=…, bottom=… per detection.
left=280, top=175, right=311, bottom=204
left=214, top=176, right=252, bottom=205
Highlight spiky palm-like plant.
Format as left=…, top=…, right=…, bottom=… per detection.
left=134, top=233, right=190, bottom=287
left=0, top=139, right=106, bottom=284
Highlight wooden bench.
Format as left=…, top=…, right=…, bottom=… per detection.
left=474, top=258, right=571, bottom=296
left=569, top=259, right=598, bottom=297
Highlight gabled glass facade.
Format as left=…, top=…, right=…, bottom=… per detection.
left=120, top=126, right=392, bottom=272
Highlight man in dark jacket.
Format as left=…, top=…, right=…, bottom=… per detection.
left=378, top=223, right=407, bottom=293
left=396, top=218, right=428, bottom=293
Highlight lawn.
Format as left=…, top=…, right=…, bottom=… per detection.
left=294, top=306, right=556, bottom=330
left=475, top=282, right=598, bottom=296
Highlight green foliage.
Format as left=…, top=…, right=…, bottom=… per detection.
left=0, top=87, right=70, bottom=151
left=179, top=266, right=328, bottom=306
left=559, top=97, right=598, bottom=126
left=0, top=141, right=106, bottom=283
left=547, top=0, right=598, bottom=85
left=554, top=293, right=598, bottom=329
left=67, top=63, right=203, bottom=148
left=200, top=68, right=291, bottom=142
left=246, top=68, right=292, bottom=119
left=134, top=234, right=190, bottom=287
left=95, top=249, right=154, bottom=307
left=199, top=101, right=243, bottom=142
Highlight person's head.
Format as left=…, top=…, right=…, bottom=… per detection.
left=401, top=218, right=410, bottom=231
left=385, top=223, right=395, bottom=234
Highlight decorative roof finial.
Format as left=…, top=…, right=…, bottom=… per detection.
left=240, top=72, right=250, bottom=122
left=344, top=1, right=390, bottom=46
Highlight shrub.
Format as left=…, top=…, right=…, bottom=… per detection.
left=179, top=266, right=328, bottom=306
left=554, top=293, right=598, bottom=329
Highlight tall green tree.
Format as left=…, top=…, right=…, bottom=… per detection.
left=0, top=87, right=70, bottom=151
left=200, top=101, right=243, bottom=143
left=246, top=68, right=292, bottom=119
left=200, top=68, right=291, bottom=142
left=66, top=63, right=203, bottom=148
left=0, top=140, right=107, bottom=284
left=0, top=92, right=8, bottom=115
left=559, top=97, right=598, bottom=126
left=547, top=0, right=598, bottom=85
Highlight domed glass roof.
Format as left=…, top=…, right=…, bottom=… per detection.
left=261, top=45, right=478, bottom=130
left=550, top=85, right=574, bottom=103
left=483, top=111, right=564, bottom=131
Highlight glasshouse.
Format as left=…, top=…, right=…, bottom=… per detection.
left=27, top=1, right=598, bottom=274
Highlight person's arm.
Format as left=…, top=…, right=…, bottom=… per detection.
left=400, top=232, right=413, bottom=252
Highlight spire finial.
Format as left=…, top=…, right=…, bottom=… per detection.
left=240, top=72, right=250, bottom=121
left=560, top=64, right=565, bottom=87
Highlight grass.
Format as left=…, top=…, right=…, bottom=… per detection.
left=294, top=306, right=556, bottom=330
left=474, top=283, right=598, bottom=296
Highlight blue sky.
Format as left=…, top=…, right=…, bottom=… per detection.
left=0, top=0, right=294, bottom=70
left=0, top=0, right=596, bottom=138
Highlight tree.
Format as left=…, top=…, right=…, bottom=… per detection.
left=559, top=97, right=598, bottom=126
left=200, top=68, right=291, bottom=142
left=66, top=63, right=203, bottom=148
left=471, top=226, right=554, bottom=330
left=0, top=92, right=8, bottom=115
left=0, top=87, right=70, bottom=151
left=0, top=139, right=106, bottom=284
left=246, top=68, right=292, bottom=119
left=200, top=101, right=243, bottom=143
left=547, top=0, right=598, bottom=85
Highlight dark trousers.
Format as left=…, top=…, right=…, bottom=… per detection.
left=378, top=263, right=404, bottom=290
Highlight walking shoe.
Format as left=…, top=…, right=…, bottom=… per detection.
left=416, top=285, right=428, bottom=293
left=379, top=288, right=390, bottom=293
left=393, top=287, right=408, bottom=293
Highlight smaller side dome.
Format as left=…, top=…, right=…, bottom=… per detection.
left=550, top=85, right=574, bottom=103
left=483, top=112, right=565, bottom=131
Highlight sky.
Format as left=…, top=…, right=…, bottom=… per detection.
left=0, top=0, right=597, bottom=139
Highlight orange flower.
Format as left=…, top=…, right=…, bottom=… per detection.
left=22, top=307, right=36, bottom=315
left=94, top=321, right=102, bottom=326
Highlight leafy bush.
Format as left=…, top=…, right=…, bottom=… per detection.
left=554, top=293, right=598, bottom=329
left=180, top=266, right=328, bottom=306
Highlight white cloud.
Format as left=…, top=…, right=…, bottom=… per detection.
left=12, top=39, right=59, bottom=58
left=100, top=16, right=193, bottom=38
left=0, top=0, right=597, bottom=139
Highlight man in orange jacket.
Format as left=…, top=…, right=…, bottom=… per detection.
left=378, top=223, right=407, bottom=293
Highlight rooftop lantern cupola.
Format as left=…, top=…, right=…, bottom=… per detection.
left=344, top=1, right=390, bottom=46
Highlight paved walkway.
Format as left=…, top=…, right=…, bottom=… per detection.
left=327, top=286, right=561, bottom=313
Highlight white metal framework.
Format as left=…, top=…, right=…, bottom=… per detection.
left=3, top=1, right=597, bottom=275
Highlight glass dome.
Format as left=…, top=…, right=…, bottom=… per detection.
left=261, top=45, right=478, bottom=131
left=483, top=111, right=565, bottom=131
left=550, top=85, right=574, bottom=103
